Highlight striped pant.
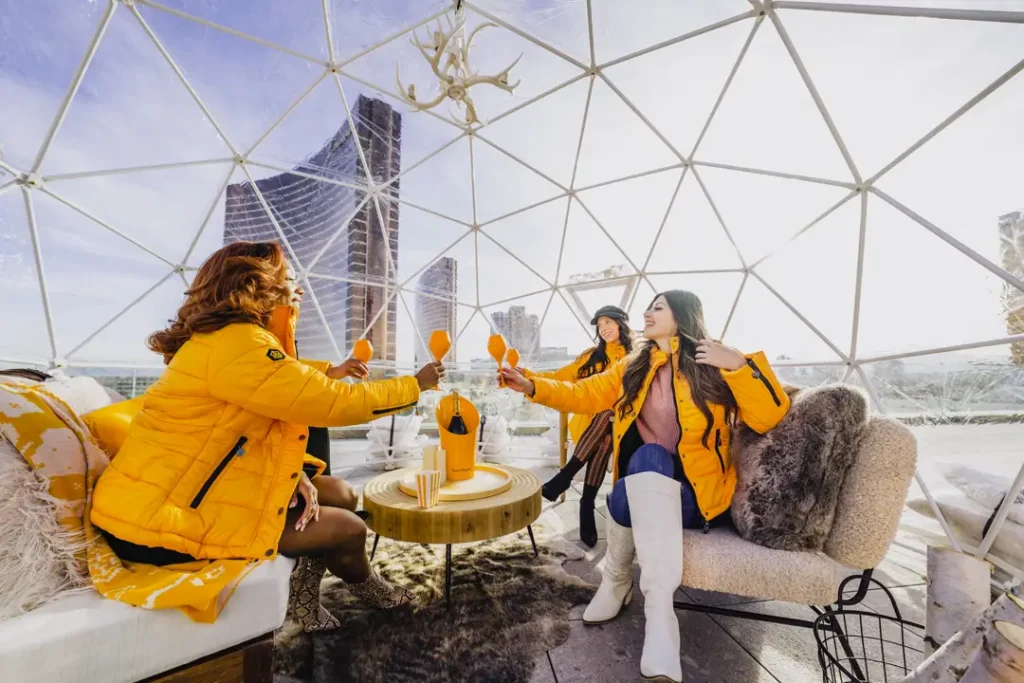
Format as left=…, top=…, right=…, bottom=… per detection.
left=572, top=411, right=614, bottom=488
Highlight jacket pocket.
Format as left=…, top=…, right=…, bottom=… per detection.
left=714, top=429, right=726, bottom=473
left=746, top=358, right=782, bottom=407
left=190, top=436, right=248, bottom=509
left=372, top=401, right=418, bottom=416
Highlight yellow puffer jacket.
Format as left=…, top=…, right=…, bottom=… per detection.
left=524, top=341, right=627, bottom=444
left=529, top=337, right=789, bottom=522
left=91, top=322, right=420, bottom=561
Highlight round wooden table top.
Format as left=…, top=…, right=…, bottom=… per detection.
left=362, top=465, right=542, bottom=545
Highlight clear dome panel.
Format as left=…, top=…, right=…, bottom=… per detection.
left=856, top=196, right=1019, bottom=358
left=468, top=0, right=591, bottom=66
left=780, top=9, right=1024, bottom=179
left=754, top=195, right=863, bottom=355
left=601, top=15, right=753, bottom=158
left=155, top=0, right=328, bottom=60
left=879, top=67, right=1024, bottom=271
left=45, top=162, right=234, bottom=266
left=40, top=6, right=232, bottom=176
left=0, top=191, right=52, bottom=362
left=724, top=274, right=846, bottom=363
left=138, top=3, right=327, bottom=156
left=575, top=168, right=682, bottom=270
left=471, top=136, right=565, bottom=225
left=558, top=198, right=637, bottom=285
left=573, top=78, right=680, bottom=189
left=862, top=344, right=1024, bottom=419
left=1, top=0, right=1020, bottom=428
left=590, top=0, right=751, bottom=66
left=478, top=78, right=590, bottom=188
left=696, top=17, right=852, bottom=180
left=694, top=165, right=851, bottom=265
left=646, top=173, right=744, bottom=274
left=30, top=189, right=173, bottom=361
left=480, top=196, right=567, bottom=285
left=67, top=275, right=188, bottom=365
left=476, top=231, right=552, bottom=305
left=0, top=2, right=110, bottom=170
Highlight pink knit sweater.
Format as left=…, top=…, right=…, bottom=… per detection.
left=636, top=364, right=680, bottom=452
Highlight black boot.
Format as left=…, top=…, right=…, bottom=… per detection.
left=579, top=484, right=599, bottom=548
left=542, top=457, right=585, bottom=502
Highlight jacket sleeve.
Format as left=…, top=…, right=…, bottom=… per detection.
left=721, top=351, right=790, bottom=434
left=522, top=349, right=590, bottom=382
left=300, top=359, right=332, bottom=374
left=529, top=357, right=624, bottom=415
left=207, top=325, right=420, bottom=427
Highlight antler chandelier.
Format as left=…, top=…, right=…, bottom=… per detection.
left=396, top=1, right=521, bottom=125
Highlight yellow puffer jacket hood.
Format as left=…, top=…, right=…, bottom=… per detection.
left=529, top=337, right=789, bottom=522
left=91, top=314, right=420, bottom=561
left=523, top=341, right=628, bottom=443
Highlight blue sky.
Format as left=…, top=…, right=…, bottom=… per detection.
left=2, top=0, right=1023, bottom=368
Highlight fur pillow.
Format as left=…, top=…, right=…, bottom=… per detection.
left=0, top=439, right=88, bottom=621
left=730, top=384, right=869, bottom=552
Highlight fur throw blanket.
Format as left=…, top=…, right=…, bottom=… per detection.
left=730, top=384, right=869, bottom=552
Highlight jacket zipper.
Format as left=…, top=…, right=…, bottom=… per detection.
left=669, top=353, right=710, bottom=534
left=372, top=401, right=418, bottom=416
left=714, top=429, right=726, bottom=473
left=191, top=436, right=247, bottom=509
left=746, top=358, right=782, bottom=407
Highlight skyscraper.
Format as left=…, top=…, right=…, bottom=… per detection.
left=414, top=257, right=458, bottom=364
left=223, top=95, right=401, bottom=362
left=999, top=211, right=1024, bottom=366
left=490, top=305, right=540, bottom=355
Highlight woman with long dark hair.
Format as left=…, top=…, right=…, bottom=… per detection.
left=521, top=305, right=633, bottom=547
left=91, top=242, right=445, bottom=630
left=501, top=291, right=789, bottom=683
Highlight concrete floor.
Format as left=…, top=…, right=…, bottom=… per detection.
left=330, top=423, right=1022, bottom=683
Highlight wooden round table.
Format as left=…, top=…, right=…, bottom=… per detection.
left=362, top=465, right=542, bottom=607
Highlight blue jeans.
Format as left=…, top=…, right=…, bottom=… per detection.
left=607, top=444, right=704, bottom=529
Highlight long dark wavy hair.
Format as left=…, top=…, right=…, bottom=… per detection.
left=615, top=290, right=737, bottom=448
left=577, top=317, right=634, bottom=379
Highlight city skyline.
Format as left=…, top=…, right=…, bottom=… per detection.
left=415, top=257, right=458, bottom=364
left=223, top=95, right=401, bottom=362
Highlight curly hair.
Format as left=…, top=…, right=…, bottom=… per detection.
left=149, top=242, right=291, bottom=364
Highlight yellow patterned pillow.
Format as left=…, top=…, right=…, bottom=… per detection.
left=82, top=397, right=143, bottom=458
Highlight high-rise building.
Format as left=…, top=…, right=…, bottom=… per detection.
left=415, top=257, right=458, bottom=364
left=223, top=95, right=401, bottom=362
left=490, top=305, right=540, bottom=355
left=998, top=211, right=1024, bottom=366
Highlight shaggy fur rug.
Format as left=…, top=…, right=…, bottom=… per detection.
left=274, top=529, right=594, bottom=683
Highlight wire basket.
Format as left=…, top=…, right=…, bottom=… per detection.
left=814, top=576, right=925, bottom=683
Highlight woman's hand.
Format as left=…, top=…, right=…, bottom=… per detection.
left=291, top=472, right=320, bottom=532
left=499, top=367, right=535, bottom=397
left=415, top=362, right=446, bottom=391
left=327, top=358, right=369, bottom=380
left=694, top=340, right=746, bottom=372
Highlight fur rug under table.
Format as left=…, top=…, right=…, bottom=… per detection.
left=274, top=529, right=594, bottom=683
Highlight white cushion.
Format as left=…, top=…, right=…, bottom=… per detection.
left=0, top=557, right=295, bottom=683
left=682, top=527, right=843, bottom=606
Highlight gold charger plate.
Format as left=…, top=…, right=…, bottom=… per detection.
left=398, top=464, right=513, bottom=502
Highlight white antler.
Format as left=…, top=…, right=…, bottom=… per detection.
left=393, top=8, right=520, bottom=121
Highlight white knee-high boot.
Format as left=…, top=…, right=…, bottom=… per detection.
left=582, top=514, right=635, bottom=625
left=625, top=471, right=683, bottom=683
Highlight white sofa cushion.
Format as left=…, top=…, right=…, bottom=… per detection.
left=0, top=557, right=295, bottom=683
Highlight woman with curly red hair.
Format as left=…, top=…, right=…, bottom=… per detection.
left=91, top=242, right=444, bottom=630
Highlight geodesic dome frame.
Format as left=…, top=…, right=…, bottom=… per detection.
left=2, top=1, right=1024, bottom=571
